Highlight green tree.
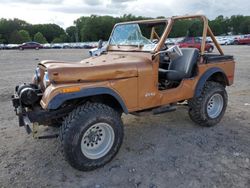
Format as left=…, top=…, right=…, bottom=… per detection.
left=18, top=30, right=31, bottom=43
left=209, top=15, right=230, bottom=35
left=75, top=15, right=117, bottom=42
left=27, top=24, right=65, bottom=43
left=169, top=20, right=192, bottom=38
left=0, top=18, right=30, bottom=43
left=209, top=21, right=223, bottom=35
left=1, top=15, right=250, bottom=44
left=34, top=32, right=48, bottom=43
left=9, top=30, right=22, bottom=44
left=75, top=14, right=152, bottom=42
left=59, top=34, right=68, bottom=42
left=239, top=17, right=250, bottom=34
left=66, top=26, right=77, bottom=42
left=52, top=37, right=63, bottom=43
left=0, top=34, right=5, bottom=43
left=229, top=15, right=245, bottom=34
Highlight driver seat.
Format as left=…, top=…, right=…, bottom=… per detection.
left=159, top=48, right=199, bottom=81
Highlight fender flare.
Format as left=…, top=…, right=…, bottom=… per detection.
left=47, top=87, right=129, bottom=114
left=195, top=67, right=229, bottom=97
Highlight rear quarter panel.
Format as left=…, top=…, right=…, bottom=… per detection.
left=159, top=59, right=235, bottom=105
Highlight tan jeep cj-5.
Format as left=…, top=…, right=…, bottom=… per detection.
left=12, top=15, right=235, bottom=171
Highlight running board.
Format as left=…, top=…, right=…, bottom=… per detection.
left=132, top=105, right=176, bottom=116
left=152, top=105, right=176, bottom=115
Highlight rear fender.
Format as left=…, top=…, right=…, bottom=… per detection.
left=195, top=67, right=229, bottom=97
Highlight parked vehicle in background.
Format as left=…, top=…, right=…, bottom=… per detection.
left=0, top=44, right=5, bottom=50
left=216, top=38, right=234, bottom=45
left=83, top=44, right=93, bottom=49
left=19, top=42, right=43, bottom=50
left=61, top=43, right=69, bottom=49
left=165, top=38, right=176, bottom=45
left=206, top=37, right=213, bottom=43
left=177, top=37, right=214, bottom=52
left=51, top=43, right=63, bottom=49
left=43, top=43, right=51, bottom=49
left=234, top=35, right=250, bottom=45
left=5, top=44, right=19, bottom=50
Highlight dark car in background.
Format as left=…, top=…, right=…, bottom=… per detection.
left=19, top=42, right=43, bottom=50
left=177, top=37, right=214, bottom=52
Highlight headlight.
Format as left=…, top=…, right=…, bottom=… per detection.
left=34, top=67, right=40, bottom=83
left=43, top=71, right=50, bottom=88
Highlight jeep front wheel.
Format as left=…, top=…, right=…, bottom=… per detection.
left=188, top=81, right=228, bottom=127
left=59, top=102, right=124, bottom=171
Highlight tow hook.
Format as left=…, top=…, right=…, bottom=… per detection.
left=32, top=122, right=39, bottom=139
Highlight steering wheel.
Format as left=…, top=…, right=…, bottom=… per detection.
left=161, top=42, right=168, bottom=51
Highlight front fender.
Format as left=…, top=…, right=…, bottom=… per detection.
left=47, top=87, right=128, bottom=114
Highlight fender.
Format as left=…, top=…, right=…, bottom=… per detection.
left=195, top=67, right=229, bottom=97
left=48, top=87, right=129, bottom=113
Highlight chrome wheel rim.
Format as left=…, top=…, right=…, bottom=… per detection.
left=81, top=123, right=114, bottom=159
left=207, top=93, right=223, bottom=118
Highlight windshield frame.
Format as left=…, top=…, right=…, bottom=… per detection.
left=107, top=19, right=169, bottom=53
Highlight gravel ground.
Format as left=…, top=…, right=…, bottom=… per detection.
left=0, top=47, right=249, bottom=188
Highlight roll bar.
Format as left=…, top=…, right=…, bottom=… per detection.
left=155, top=15, right=224, bottom=55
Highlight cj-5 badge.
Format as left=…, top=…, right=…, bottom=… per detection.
left=145, top=92, right=156, bottom=97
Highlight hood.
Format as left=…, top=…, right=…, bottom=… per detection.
left=39, top=53, right=151, bottom=83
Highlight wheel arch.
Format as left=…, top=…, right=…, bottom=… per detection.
left=195, top=67, right=229, bottom=97
left=48, top=87, right=129, bottom=114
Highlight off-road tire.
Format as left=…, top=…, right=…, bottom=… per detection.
left=188, top=81, right=228, bottom=127
left=59, top=102, right=123, bottom=171
left=47, top=119, right=63, bottom=127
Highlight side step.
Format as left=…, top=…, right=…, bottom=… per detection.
left=132, top=105, right=176, bottom=116
left=152, top=105, right=176, bottom=115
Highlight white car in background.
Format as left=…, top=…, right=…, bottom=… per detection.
left=89, top=40, right=107, bottom=56
left=216, top=37, right=234, bottom=45
left=0, top=44, right=5, bottom=49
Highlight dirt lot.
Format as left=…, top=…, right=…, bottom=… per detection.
left=0, top=47, right=250, bottom=188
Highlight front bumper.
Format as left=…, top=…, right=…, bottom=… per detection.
left=12, top=93, right=33, bottom=134
left=12, top=84, right=74, bottom=134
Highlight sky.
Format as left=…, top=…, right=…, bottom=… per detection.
left=0, top=0, right=249, bottom=29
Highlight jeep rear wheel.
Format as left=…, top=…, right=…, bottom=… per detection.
left=188, top=81, right=228, bottom=127
left=59, top=102, right=123, bottom=171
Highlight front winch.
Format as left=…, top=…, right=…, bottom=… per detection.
left=16, top=84, right=41, bottom=106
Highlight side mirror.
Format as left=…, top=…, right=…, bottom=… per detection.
left=152, top=45, right=183, bottom=60
left=97, top=39, right=103, bottom=49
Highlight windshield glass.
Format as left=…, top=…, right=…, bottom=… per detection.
left=109, top=22, right=166, bottom=51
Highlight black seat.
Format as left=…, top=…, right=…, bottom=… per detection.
left=159, top=48, right=199, bottom=81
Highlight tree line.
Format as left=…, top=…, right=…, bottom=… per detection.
left=0, top=14, right=250, bottom=44
left=0, top=18, right=67, bottom=44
